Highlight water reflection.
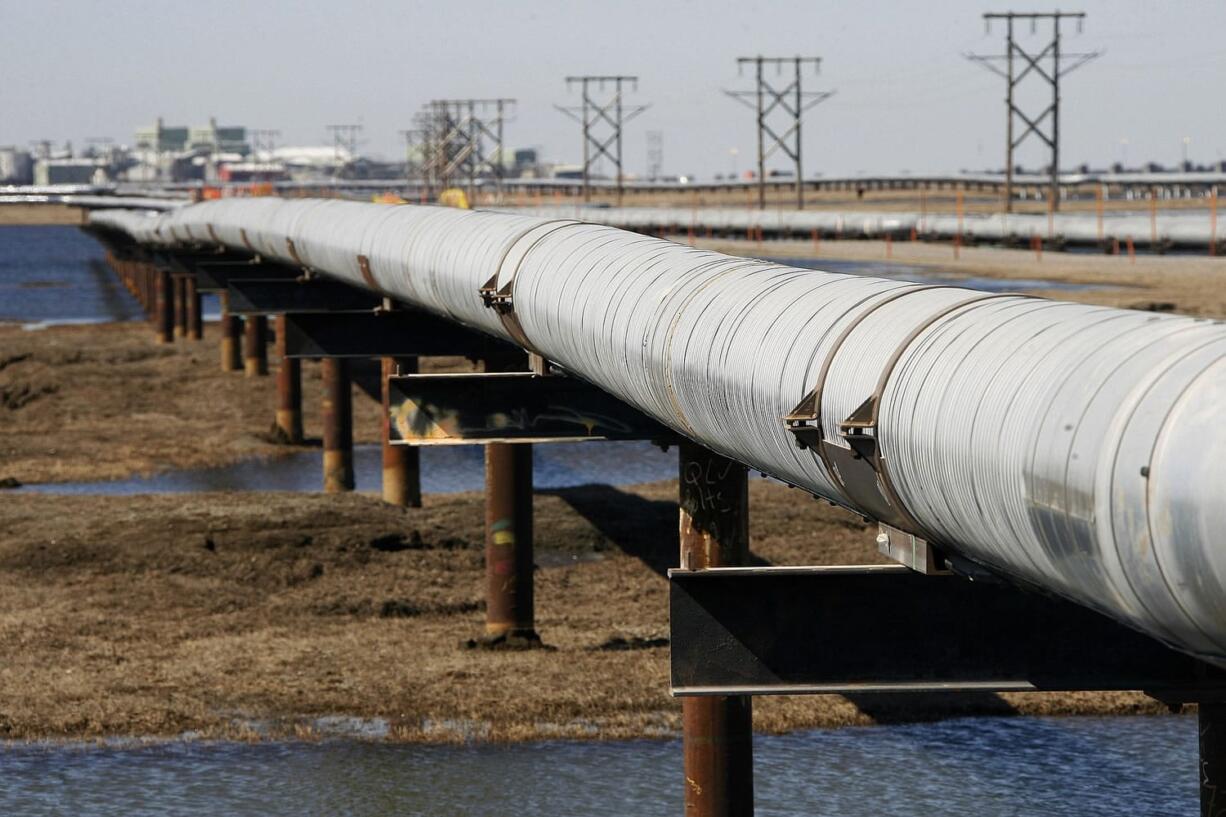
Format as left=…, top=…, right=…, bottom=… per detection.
left=20, top=440, right=679, bottom=496
left=0, top=716, right=1195, bottom=816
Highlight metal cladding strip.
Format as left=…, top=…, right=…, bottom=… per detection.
left=501, top=204, right=1223, bottom=248
left=89, top=199, right=1226, bottom=667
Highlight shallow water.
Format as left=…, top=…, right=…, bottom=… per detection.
left=0, top=225, right=221, bottom=328
left=18, top=440, right=681, bottom=495
left=0, top=716, right=1196, bottom=816
left=767, top=256, right=1102, bottom=292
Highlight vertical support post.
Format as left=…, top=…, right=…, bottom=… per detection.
left=755, top=57, right=766, bottom=212
left=185, top=277, right=202, bottom=340
left=273, top=315, right=303, bottom=443
left=244, top=315, right=268, bottom=377
left=679, top=441, right=754, bottom=817
left=1201, top=703, right=1226, bottom=817
left=1096, top=182, right=1105, bottom=244
left=581, top=84, right=591, bottom=204
left=381, top=356, right=421, bottom=507
left=794, top=56, right=804, bottom=211
left=321, top=357, right=354, bottom=493
left=484, top=442, right=535, bottom=642
left=172, top=275, right=186, bottom=339
left=1050, top=14, right=1061, bottom=212
left=219, top=293, right=242, bottom=372
left=1004, top=16, right=1015, bottom=213
left=615, top=83, right=624, bottom=208
left=1211, top=186, right=1219, bottom=257
left=154, top=266, right=173, bottom=344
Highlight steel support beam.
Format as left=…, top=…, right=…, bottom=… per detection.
left=185, top=277, right=202, bottom=340
left=225, top=279, right=381, bottom=315
left=387, top=371, right=674, bottom=445
left=321, top=357, right=354, bottom=493
left=679, top=441, right=754, bottom=817
left=669, top=565, right=1226, bottom=697
left=483, top=442, right=535, bottom=641
left=244, top=315, right=268, bottom=377
left=1203, top=703, right=1226, bottom=817
left=219, top=293, right=242, bottom=372
left=281, top=311, right=515, bottom=360
left=381, top=357, right=421, bottom=507
left=154, top=267, right=173, bottom=344
left=274, top=315, right=303, bottom=443
left=172, top=274, right=187, bottom=339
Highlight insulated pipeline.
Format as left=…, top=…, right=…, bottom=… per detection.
left=89, top=200, right=1226, bottom=666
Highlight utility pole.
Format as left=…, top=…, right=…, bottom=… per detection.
left=725, top=56, right=833, bottom=211
left=325, top=123, right=363, bottom=177
left=555, top=76, right=649, bottom=206
left=966, top=11, right=1099, bottom=212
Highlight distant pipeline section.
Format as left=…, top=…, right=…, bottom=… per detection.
left=89, top=199, right=1226, bottom=668
left=501, top=204, right=1225, bottom=253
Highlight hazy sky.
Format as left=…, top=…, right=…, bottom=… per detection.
left=2, top=0, right=1223, bottom=178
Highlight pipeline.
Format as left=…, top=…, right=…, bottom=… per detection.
left=499, top=204, right=1223, bottom=251
left=89, top=200, right=1226, bottom=667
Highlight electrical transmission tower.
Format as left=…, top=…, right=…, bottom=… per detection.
left=555, top=76, right=650, bottom=205
left=646, top=130, right=663, bottom=181
left=325, top=123, right=363, bottom=172
left=966, top=11, right=1100, bottom=212
left=419, top=99, right=515, bottom=201
left=725, top=56, right=834, bottom=211
left=250, top=129, right=281, bottom=159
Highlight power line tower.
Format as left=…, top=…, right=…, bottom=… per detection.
left=555, top=76, right=650, bottom=206
left=966, top=11, right=1100, bottom=212
left=325, top=123, right=363, bottom=173
left=420, top=99, right=515, bottom=201
left=724, top=56, right=834, bottom=211
left=646, top=130, right=663, bottom=181
left=250, top=129, right=281, bottom=159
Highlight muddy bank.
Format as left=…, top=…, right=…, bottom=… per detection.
left=0, top=487, right=1163, bottom=743
left=0, top=321, right=472, bottom=485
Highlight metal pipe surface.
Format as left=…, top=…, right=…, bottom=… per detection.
left=91, top=201, right=1226, bottom=667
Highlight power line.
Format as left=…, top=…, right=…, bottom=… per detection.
left=725, top=56, right=834, bottom=211
left=555, top=75, right=650, bottom=206
left=419, top=99, right=515, bottom=201
left=966, top=11, right=1101, bottom=212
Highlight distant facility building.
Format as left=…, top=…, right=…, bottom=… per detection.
left=0, top=147, right=34, bottom=184
left=33, top=158, right=108, bottom=186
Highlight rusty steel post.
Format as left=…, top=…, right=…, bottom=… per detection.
left=244, top=315, right=269, bottom=377
left=186, top=277, right=202, bottom=340
left=321, top=357, right=354, bottom=493
left=381, top=356, right=421, bottom=507
left=154, top=266, right=173, bottom=344
left=172, top=275, right=186, bottom=339
left=679, top=440, right=754, bottom=817
left=483, top=442, right=535, bottom=641
left=219, top=293, right=243, bottom=372
left=1203, top=703, right=1226, bottom=817
left=274, top=315, right=303, bottom=443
